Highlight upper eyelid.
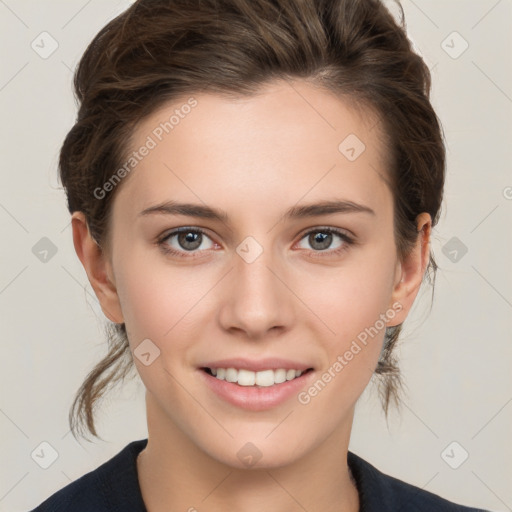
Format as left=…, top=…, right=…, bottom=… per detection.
left=159, top=226, right=214, bottom=243
left=297, top=225, right=354, bottom=239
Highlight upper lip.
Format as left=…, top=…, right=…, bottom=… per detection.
left=199, top=358, right=313, bottom=372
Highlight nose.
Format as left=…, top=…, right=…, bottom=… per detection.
left=217, top=246, right=295, bottom=340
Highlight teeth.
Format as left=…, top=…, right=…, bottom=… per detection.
left=225, top=368, right=238, bottom=383
left=208, top=367, right=306, bottom=386
left=274, top=369, right=287, bottom=384
left=255, top=369, right=273, bottom=387
left=239, top=369, right=256, bottom=386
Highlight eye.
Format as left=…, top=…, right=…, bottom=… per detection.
left=295, top=227, right=354, bottom=256
left=157, top=227, right=216, bottom=257
left=156, top=226, right=355, bottom=259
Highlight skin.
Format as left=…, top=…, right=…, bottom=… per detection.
left=72, top=79, right=431, bottom=512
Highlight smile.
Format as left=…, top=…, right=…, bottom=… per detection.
left=203, top=367, right=313, bottom=387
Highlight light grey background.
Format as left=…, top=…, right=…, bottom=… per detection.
left=1, top=1, right=511, bottom=511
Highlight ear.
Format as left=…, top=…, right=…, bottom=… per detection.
left=387, top=212, right=431, bottom=327
left=71, top=211, right=124, bottom=324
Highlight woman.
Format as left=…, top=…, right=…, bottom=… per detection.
left=30, top=0, right=490, bottom=510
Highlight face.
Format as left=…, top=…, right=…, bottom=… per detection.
left=75, top=79, right=428, bottom=469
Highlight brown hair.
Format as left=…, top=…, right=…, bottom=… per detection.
left=60, top=0, right=445, bottom=440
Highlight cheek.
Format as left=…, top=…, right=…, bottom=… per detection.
left=299, top=251, right=397, bottom=406
left=300, top=255, right=396, bottom=346
left=113, top=256, right=222, bottom=397
left=113, top=265, right=199, bottom=397
left=298, top=270, right=394, bottom=413
left=113, top=246, right=209, bottom=338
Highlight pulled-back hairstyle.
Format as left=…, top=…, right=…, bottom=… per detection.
left=60, top=0, right=445, bottom=440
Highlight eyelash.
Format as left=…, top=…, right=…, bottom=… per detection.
left=156, top=226, right=355, bottom=259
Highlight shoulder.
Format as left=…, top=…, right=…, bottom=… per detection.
left=347, top=451, right=491, bottom=512
left=28, top=438, right=148, bottom=512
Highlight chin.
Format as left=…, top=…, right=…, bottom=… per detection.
left=200, top=432, right=309, bottom=470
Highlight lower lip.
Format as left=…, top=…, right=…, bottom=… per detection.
left=198, top=369, right=314, bottom=411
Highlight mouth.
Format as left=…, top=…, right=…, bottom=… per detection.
left=200, top=367, right=314, bottom=387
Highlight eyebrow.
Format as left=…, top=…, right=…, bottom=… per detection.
left=139, top=199, right=375, bottom=222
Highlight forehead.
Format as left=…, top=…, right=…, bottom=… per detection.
left=114, top=79, right=391, bottom=221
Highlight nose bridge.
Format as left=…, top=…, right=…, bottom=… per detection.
left=218, top=237, right=294, bottom=337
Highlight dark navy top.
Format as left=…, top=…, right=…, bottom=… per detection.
left=29, top=438, right=490, bottom=511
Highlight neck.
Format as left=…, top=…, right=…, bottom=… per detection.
left=136, top=394, right=360, bottom=512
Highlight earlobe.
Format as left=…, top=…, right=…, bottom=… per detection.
left=386, top=213, right=432, bottom=327
left=71, top=212, right=124, bottom=324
